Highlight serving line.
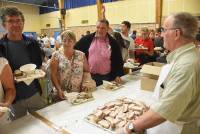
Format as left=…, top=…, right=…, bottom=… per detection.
left=0, top=74, right=155, bottom=134
left=35, top=74, right=154, bottom=134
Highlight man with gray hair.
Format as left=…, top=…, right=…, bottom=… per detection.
left=116, top=12, right=200, bottom=134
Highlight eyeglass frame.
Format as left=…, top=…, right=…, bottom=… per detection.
left=160, top=27, right=181, bottom=33
left=4, top=19, right=24, bottom=24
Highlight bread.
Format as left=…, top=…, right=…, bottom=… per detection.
left=86, top=97, right=149, bottom=131
left=116, top=120, right=127, bottom=128
left=98, top=120, right=110, bottom=129
left=14, top=69, right=23, bottom=77
left=87, top=114, right=99, bottom=123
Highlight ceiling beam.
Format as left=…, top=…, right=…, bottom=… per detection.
left=156, top=0, right=163, bottom=27
left=58, top=0, right=65, bottom=31
left=96, top=0, right=103, bottom=20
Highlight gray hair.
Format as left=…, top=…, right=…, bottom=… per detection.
left=0, top=6, right=25, bottom=23
left=172, top=12, right=198, bottom=39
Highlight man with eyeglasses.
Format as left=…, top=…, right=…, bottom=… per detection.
left=116, top=12, right=200, bottom=134
left=0, top=7, right=46, bottom=120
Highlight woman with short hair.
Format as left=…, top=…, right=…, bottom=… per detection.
left=50, top=30, right=96, bottom=100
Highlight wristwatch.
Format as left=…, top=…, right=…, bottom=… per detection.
left=127, top=122, right=136, bottom=133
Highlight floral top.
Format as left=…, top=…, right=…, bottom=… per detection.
left=52, top=50, right=85, bottom=92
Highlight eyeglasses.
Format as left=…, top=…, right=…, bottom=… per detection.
left=160, top=27, right=180, bottom=33
left=4, top=19, right=23, bottom=24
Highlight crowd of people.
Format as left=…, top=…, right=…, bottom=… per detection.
left=0, top=6, right=200, bottom=134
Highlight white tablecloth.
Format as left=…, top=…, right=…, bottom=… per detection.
left=37, top=75, right=154, bottom=134
left=0, top=74, right=155, bottom=134
left=0, top=114, right=56, bottom=134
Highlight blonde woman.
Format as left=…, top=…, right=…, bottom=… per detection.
left=0, top=57, right=15, bottom=124
left=50, top=30, right=96, bottom=99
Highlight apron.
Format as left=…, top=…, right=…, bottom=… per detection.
left=147, top=63, right=184, bottom=134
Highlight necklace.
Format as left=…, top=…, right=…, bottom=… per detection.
left=63, top=50, right=75, bottom=92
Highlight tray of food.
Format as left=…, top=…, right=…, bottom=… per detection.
left=0, top=106, right=9, bottom=113
left=124, top=59, right=140, bottom=69
left=101, top=81, right=123, bottom=91
left=85, top=97, right=149, bottom=133
left=133, top=45, right=148, bottom=50
left=14, top=64, right=45, bottom=82
left=14, top=69, right=45, bottom=82
left=154, top=47, right=163, bottom=51
left=64, top=91, right=94, bottom=105
left=0, top=106, right=15, bottom=117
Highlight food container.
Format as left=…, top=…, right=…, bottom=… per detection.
left=20, top=64, right=36, bottom=75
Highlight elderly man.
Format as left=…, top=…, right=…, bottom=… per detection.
left=0, top=7, right=46, bottom=120
left=117, top=12, right=200, bottom=134
left=75, top=19, right=124, bottom=86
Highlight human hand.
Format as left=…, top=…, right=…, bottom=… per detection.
left=0, top=112, right=4, bottom=118
left=115, top=127, right=130, bottom=134
left=81, top=81, right=91, bottom=92
left=115, top=76, right=122, bottom=84
left=0, top=102, right=9, bottom=118
left=0, top=102, right=9, bottom=107
left=81, top=80, right=96, bottom=92
left=58, top=90, right=65, bottom=100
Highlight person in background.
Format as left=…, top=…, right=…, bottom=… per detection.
left=154, top=27, right=168, bottom=63
left=53, top=41, right=61, bottom=51
left=135, top=27, right=154, bottom=64
left=0, top=7, right=46, bottom=120
left=75, top=19, right=124, bottom=86
left=49, top=35, right=55, bottom=48
left=130, top=30, right=137, bottom=40
left=42, top=40, right=53, bottom=59
left=28, top=33, right=34, bottom=39
left=0, top=56, right=15, bottom=125
left=50, top=30, right=96, bottom=100
left=56, top=32, right=62, bottom=44
left=120, top=21, right=135, bottom=62
left=116, top=12, right=200, bottom=134
left=112, top=32, right=125, bottom=54
left=86, top=30, right=90, bottom=35
left=42, top=34, right=49, bottom=45
left=154, top=27, right=164, bottom=49
left=149, top=29, right=156, bottom=42
left=194, top=33, right=200, bottom=52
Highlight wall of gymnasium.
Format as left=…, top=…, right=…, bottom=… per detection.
left=41, top=0, right=200, bottom=40
left=41, top=0, right=156, bottom=39
left=0, top=1, right=41, bottom=36
left=1, top=0, right=199, bottom=39
left=162, top=0, right=200, bottom=17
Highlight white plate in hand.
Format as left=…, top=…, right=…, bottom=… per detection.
left=0, top=106, right=9, bottom=112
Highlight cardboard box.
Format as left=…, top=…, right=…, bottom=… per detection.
left=140, top=62, right=164, bottom=91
